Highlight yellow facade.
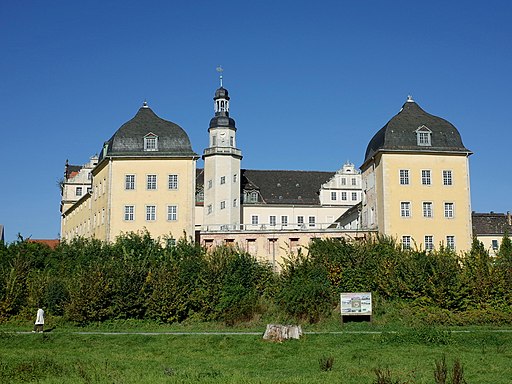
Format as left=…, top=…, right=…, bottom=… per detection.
left=364, top=152, right=472, bottom=251
left=62, top=157, right=197, bottom=242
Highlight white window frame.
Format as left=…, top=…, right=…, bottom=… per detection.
left=297, top=216, right=304, bottom=225
left=423, top=202, right=433, bottom=218
left=76, top=186, right=83, bottom=197
left=425, top=235, right=434, bottom=251
left=443, top=170, right=453, bottom=186
left=421, top=170, right=431, bottom=185
left=220, top=176, right=226, bottom=185
left=308, top=216, right=316, bottom=227
left=444, top=202, right=454, bottom=218
left=400, top=202, right=411, bottom=217
left=125, top=175, right=135, bottom=190
left=399, top=169, right=410, bottom=185
left=167, top=205, right=178, bottom=221
left=124, top=205, right=135, bottom=221
left=251, top=215, right=259, bottom=225
left=416, top=126, right=432, bottom=146
left=168, top=174, right=178, bottom=190
left=446, top=235, right=455, bottom=250
left=331, top=191, right=337, bottom=201
left=341, top=192, right=347, bottom=201
left=402, top=235, right=411, bottom=250
left=351, top=192, right=358, bottom=201
left=281, top=215, right=288, bottom=226
left=144, top=133, right=158, bottom=151
left=220, top=201, right=226, bottom=210
left=269, top=215, right=276, bottom=226
left=146, top=205, right=156, bottom=221
left=146, top=175, right=157, bottom=190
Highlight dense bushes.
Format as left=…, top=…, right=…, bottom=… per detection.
left=1, top=232, right=511, bottom=325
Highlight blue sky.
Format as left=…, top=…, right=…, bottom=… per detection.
left=1, top=1, right=511, bottom=242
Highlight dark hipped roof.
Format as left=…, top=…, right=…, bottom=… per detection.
left=195, top=169, right=335, bottom=206
left=472, top=212, right=512, bottom=236
left=242, top=170, right=334, bottom=205
left=364, top=99, right=471, bottom=163
left=99, top=106, right=197, bottom=161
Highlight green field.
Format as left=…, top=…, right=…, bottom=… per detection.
left=1, top=324, right=511, bottom=383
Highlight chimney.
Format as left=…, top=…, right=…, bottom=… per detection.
left=507, top=211, right=511, bottom=226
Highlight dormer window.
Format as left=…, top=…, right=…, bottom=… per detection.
left=416, top=125, right=432, bottom=146
left=144, top=133, right=158, bottom=151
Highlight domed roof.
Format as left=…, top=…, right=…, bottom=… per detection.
left=214, top=87, right=229, bottom=100
left=99, top=105, right=197, bottom=161
left=364, top=98, right=471, bottom=164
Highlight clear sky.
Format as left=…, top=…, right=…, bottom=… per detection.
left=1, top=1, right=511, bottom=242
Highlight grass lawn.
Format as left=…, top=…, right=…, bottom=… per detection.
left=0, top=324, right=511, bottom=383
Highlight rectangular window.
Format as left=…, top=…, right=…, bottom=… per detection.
left=233, top=198, right=237, bottom=207
left=269, top=216, right=276, bottom=226
left=230, top=136, right=234, bottom=146
left=297, top=216, right=304, bottom=225
left=207, top=204, right=212, bottom=214
left=444, top=203, right=454, bottom=218
left=423, top=202, right=433, bottom=218
left=492, top=239, right=499, bottom=250
left=220, top=201, right=226, bottom=210
left=425, top=235, right=434, bottom=251
left=124, top=205, right=134, bottom=221
left=251, top=215, right=259, bottom=225
left=400, top=202, right=411, bottom=217
left=168, top=174, right=178, bottom=190
left=341, top=178, right=346, bottom=186
left=220, top=176, right=226, bottom=184
left=76, top=187, right=82, bottom=197
left=167, top=205, right=177, bottom=221
left=351, top=178, right=357, bottom=186
left=402, top=235, right=411, bottom=250
left=421, top=170, right=431, bottom=185
left=146, top=205, right=156, bottom=221
left=399, top=169, right=410, bottom=185
left=308, top=216, right=316, bottom=227
left=281, top=216, right=288, bottom=226
left=443, top=170, right=453, bottom=186
left=147, top=175, right=157, bottom=190
left=446, top=236, right=455, bottom=250
left=352, top=192, right=357, bottom=201
left=208, top=180, right=212, bottom=189
left=417, top=132, right=431, bottom=146
left=341, top=192, right=347, bottom=201
left=233, top=174, right=237, bottom=183
left=144, top=136, right=158, bottom=151
left=331, top=191, right=337, bottom=200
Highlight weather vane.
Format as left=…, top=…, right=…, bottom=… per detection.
left=216, top=65, right=224, bottom=87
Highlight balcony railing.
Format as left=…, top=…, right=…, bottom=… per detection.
left=197, top=222, right=359, bottom=232
left=203, top=147, right=242, bottom=157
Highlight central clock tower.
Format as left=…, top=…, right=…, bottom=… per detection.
left=202, top=82, right=242, bottom=228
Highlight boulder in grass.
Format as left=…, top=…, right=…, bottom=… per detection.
left=263, top=324, right=303, bottom=342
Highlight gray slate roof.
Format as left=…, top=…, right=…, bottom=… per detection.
left=472, top=212, right=512, bottom=236
left=242, top=170, right=334, bottom=205
left=99, top=106, right=197, bottom=160
left=364, top=100, right=470, bottom=163
left=196, top=169, right=335, bottom=206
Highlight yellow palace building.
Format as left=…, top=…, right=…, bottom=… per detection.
left=61, top=83, right=481, bottom=260
left=358, top=96, right=473, bottom=251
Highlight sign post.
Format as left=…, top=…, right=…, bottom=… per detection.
left=340, top=292, right=372, bottom=323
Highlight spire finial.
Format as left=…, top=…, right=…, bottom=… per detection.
left=406, top=95, right=414, bottom=103
left=216, top=65, right=224, bottom=87
left=142, top=99, right=148, bottom=108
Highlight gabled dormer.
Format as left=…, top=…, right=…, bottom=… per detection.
left=415, top=125, right=432, bottom=147
left=144, top=132, right=158, bottom=151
